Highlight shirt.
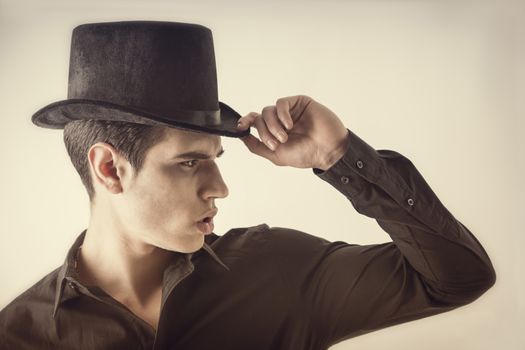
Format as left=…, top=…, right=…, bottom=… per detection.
left=0, top=127, right=496, bottom=350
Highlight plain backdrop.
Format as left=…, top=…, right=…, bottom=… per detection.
left=1, top=0, right=523, bottom=349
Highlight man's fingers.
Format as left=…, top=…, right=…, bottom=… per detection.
left=236, top=112, right=258, bottom=130
left=237, top=111, right=282, bottom=152
left=254, top=111, right=281, bottom=151
left=261, top=106, right=289, bottom=144
left=275, top=97, right=294, bottom=131
left=240, top=134, right=278, bottom=162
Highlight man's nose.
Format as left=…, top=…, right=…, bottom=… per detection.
left=200, top=163, right=229, bottom=199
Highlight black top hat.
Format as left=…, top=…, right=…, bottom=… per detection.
left=31, top=21, right=249, bottom=138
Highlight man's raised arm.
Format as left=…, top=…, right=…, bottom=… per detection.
left=236, top=95, right=496, bottom=348
left=306, top=126, right=496, bottom=346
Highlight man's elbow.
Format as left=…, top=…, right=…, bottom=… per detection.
left=459, top=264, right=496, bottom=304
left=467, top=259, right=497, bottom=301
left=479, top=263, right=497, bottom=295
left=427, top=264, right=497, bottom=306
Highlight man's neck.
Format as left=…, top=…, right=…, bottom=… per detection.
left=77, top=221, right=174, bottom=309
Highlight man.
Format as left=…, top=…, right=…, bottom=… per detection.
left=0, top=21, right=496, bottom=350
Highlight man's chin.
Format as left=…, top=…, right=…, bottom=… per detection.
left=168, top=235, right=204, bottom=254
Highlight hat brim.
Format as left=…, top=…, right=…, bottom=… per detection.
left=31, top=99, right=250, bottom=138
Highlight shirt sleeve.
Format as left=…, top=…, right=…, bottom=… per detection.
left=304, top=128, right=496, bottom=348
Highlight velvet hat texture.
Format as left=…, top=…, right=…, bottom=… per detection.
left=31, top=20, right=250, bottom=138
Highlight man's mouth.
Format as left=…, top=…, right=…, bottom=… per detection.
left=198, top=208, right=218, bottom=223
left=196, top=216, right=214, bottom=234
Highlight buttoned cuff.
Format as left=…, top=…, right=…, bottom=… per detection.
left=312, top=128, right=452, bottom=232
left=312, top=128, right=383, bottom=198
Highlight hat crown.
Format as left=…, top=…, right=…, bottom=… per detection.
left=68, top=21, right=219, bottom=114
left=31, top=20, right=248, bottom=138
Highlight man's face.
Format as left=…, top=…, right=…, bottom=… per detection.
left=113, top=126, right=229, bottom=254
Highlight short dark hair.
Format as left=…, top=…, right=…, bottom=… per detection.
left=63, top=119, right=167, bottom=203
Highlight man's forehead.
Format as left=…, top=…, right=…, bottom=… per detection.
left=161, top=126, right=222, bottom=150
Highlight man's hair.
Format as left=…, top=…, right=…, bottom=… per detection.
left=63, top=119, right=167, bottom=203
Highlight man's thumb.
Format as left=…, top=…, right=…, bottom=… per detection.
left=239, top=134, right=275, bottom=160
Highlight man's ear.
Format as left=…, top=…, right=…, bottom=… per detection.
left=87, top=142, right=127, bottom=194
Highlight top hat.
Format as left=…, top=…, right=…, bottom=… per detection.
left=31, top=20, right=250, bottom=138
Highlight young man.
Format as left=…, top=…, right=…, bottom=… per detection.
left=0, top=21, right=496, bottom=350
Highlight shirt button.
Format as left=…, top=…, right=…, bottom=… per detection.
left=356, top=160, right=364, bottom=169
left=341, top=176, right=350, bottom=184
left=407, top=198, right=414, bottom=206
left=67, top=281, right=76, bottom=289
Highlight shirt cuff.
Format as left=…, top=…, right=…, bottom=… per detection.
left=312, top=126, right=457, bottom=233
left=312, top=128, right=384, bottom=198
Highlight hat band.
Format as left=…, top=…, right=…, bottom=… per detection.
left=72, top=98, right=223, bottom=126
left=34, top=98, right=223, bottom=127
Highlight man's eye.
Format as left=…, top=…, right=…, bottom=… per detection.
left=181, top=160, right=199, bottom=168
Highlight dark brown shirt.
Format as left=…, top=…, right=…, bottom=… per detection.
left=0, top=128, right=496, bottom=350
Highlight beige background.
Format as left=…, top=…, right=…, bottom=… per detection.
left=1, top=0, right=523, bottom=349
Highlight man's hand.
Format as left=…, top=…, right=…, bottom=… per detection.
left=236, top=95, right=350, bottom=171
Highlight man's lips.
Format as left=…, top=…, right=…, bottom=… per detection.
left=196, top=217, right=214, bottom=235
left=197, top=208, right=218, bottom=222
left=196, top=208, right=217, bottom=235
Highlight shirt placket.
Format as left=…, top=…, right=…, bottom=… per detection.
left=152, top=254, right=195, bottom=350
left=58, top=250, right=196, bottom=349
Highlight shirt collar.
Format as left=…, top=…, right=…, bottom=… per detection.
left=53, top=229, right=229, bottom=318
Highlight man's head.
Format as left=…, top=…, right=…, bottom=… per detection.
left=63, top=119, right=229, bottom=252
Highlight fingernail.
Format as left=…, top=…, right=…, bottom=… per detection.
left=277, top=131, right=287, bottom=142
left=268, top=140, right=277, bottom=150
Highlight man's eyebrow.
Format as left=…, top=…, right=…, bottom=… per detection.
left=173, top=147, right=225, bottom=160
